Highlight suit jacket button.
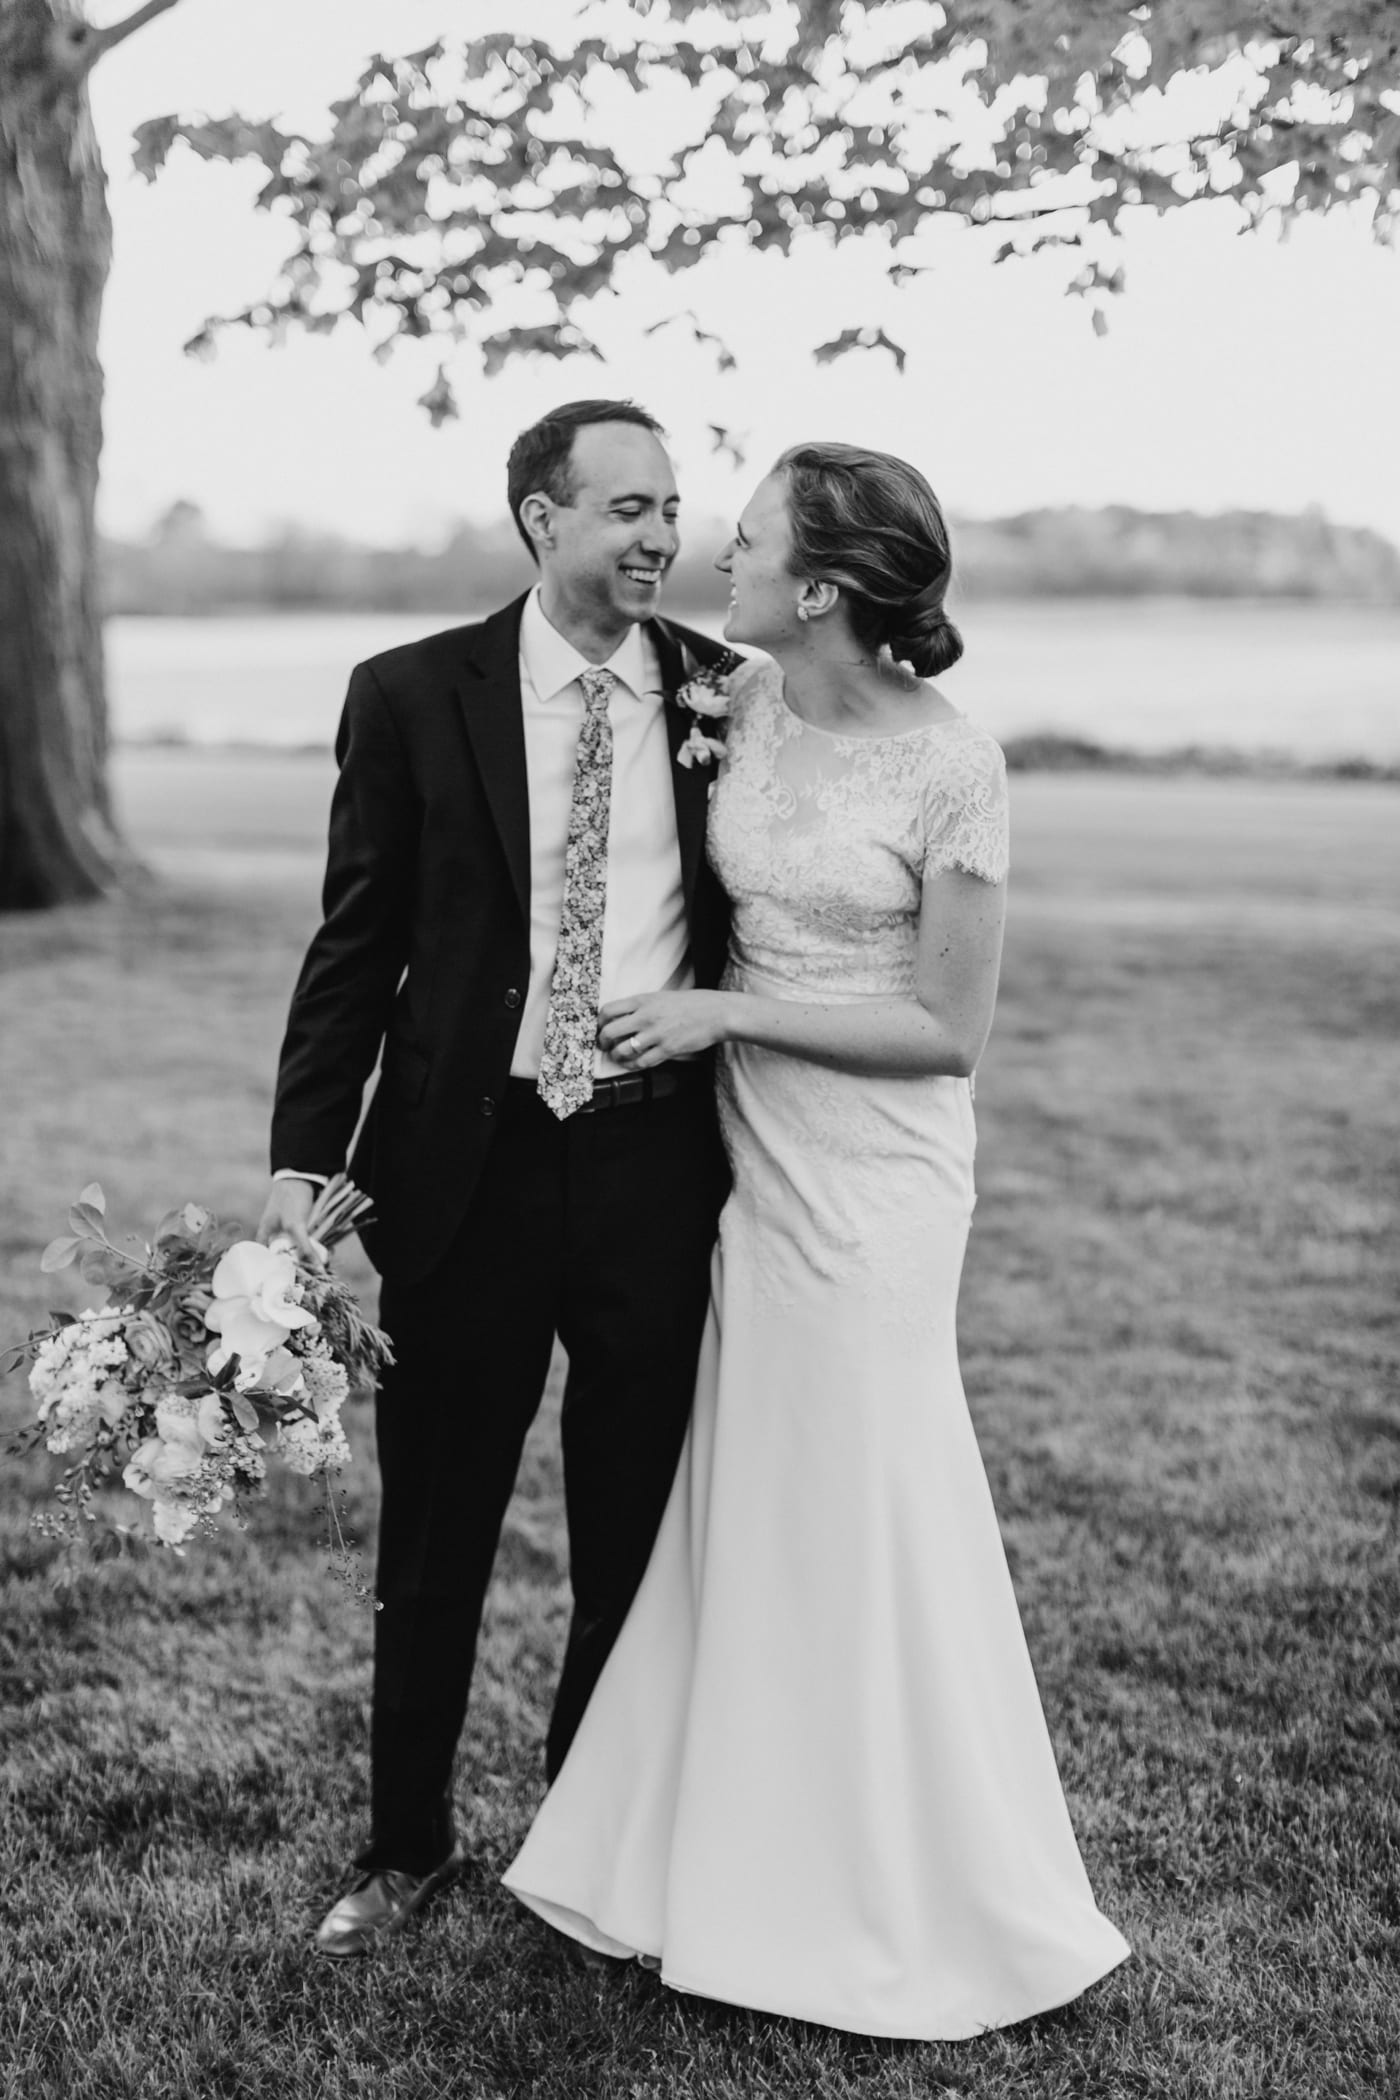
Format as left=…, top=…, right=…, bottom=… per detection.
left=480, top=1096, right=496, bottom=1117
left=503, top=988, right=522, bottom=1010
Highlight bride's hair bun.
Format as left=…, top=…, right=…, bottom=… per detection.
left=774, top=442, right=963, bottom=678
left=886, top=587, right=964, bottom=679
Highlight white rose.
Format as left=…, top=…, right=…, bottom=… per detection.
left=684, top=681, right=731, bottom=719
left=151, top=1498, right=200, bottom=1547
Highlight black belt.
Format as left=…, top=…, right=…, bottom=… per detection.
left=508, top=1064, right=697, bottom=1113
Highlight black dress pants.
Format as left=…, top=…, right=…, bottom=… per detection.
left=358, top=1072, right=728, bottom=1877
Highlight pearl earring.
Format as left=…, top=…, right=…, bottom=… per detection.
left=797, top=605, right=809, bottom=622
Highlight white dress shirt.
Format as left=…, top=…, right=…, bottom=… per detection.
left=276, top=592, right=692, bottom=1182
left=511, top=585, right=692, bottom=1079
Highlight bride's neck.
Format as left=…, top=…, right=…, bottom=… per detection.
left=768, top=639, right=890, bottom=731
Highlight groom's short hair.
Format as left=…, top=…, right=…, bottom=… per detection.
left=507, top=399, right=666, bottom=558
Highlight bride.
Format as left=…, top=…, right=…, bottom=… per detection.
left=503, top=441, right=1130, bottom=2040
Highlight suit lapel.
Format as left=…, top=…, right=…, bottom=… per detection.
left=454, top=595, right=531, bottom=923
left=651, top=617, right=711, bottom=917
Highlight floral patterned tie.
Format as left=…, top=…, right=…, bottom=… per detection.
left=537, top=666, right=617, bottom=1119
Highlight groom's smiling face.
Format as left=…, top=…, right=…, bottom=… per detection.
left=530, top=422, right=681, bottom=640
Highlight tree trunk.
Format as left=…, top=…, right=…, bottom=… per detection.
left=0, top=0, right=136, bottom=909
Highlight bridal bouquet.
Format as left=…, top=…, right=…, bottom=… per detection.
left=2, top=1176, right=391, bottom=1558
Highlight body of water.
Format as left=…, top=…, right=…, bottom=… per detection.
left=107, top=599, right=1400, bottom=762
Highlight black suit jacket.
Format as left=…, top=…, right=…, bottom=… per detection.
left=270, top=595, right=734, bottom=1283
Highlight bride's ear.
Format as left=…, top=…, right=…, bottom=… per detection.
left=796, top=579, right=839, bottom=624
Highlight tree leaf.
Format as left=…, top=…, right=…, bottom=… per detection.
left=230, top=1395, right=261, bottom=1435
left=67, top=1203, right=105, bottom=1237
left=709, top=424, right=746, bottom=467
left=416, top=365, right=459, bottom=428
left=125, top=9, right=1400, bottom=399
left=80, top=1248, right=126, bottom=1288
left=813, top=326, right=907, bottom=373
left=479, top=323, right=604, bottom=378
left=41, top=1237, right=83, bottom=1272
left=78, top=1182, right=106, bottom=1215
left=0, top=1345, right=29, bottom=1380
left=130, top=114, right=181, bottom=183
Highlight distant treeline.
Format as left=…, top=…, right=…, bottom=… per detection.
left=102, top=500, right=1400, bottom=616
left=1000, top=733, right=1400, bottom=782
left=955, top=505, right=1400, bottom=602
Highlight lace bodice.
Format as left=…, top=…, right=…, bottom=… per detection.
left=707, top=660, right=1009, bottom=1002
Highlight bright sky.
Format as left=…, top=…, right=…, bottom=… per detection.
left=90, top=0, right=1400, bottom=548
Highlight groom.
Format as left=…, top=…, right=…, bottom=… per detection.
left=257, top=400, right=732, bottom=1955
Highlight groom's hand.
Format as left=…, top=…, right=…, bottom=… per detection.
left=256, top=1177, right=321, bottom=1262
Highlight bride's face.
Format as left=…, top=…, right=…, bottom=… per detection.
left=716, top=476, right=805, bottom=648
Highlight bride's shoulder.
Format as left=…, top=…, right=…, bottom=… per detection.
left=725, top=652, right=782, bottom=710
left=712, top=652, right=782, bottom=745
left=933, top=711, right=1005, bottom=768
left=919, top=715, right=1010, bottom=882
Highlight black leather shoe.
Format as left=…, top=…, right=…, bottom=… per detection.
left=313, top=1843, right=465, bottom=1957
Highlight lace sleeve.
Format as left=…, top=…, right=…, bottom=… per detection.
left=724, top=652, right=780, bottom=718
left=921, top=729, right=1009, bottom=885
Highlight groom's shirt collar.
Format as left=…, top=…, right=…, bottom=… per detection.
left=519, top=585, right=656, bottom=705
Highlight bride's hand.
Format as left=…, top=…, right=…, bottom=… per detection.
left=598, top=991, right=736, bottom=1066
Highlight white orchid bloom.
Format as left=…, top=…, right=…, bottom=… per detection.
left=236, top=1345, right=306, bottom=1397
left=205, top=1241, right=315, bottom=1374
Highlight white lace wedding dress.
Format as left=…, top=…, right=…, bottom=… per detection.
left=503, top=663, right=1130, bottom=2039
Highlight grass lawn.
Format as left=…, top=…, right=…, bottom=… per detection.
left=2, top=755, right=1397, bottom=2099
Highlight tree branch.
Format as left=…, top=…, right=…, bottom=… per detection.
left=49, top=0, right=185, bottom=84
left=92, top=0, right=185, bottom=60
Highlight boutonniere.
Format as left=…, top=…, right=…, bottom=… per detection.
left=675, top=646, right=745, bottom=768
